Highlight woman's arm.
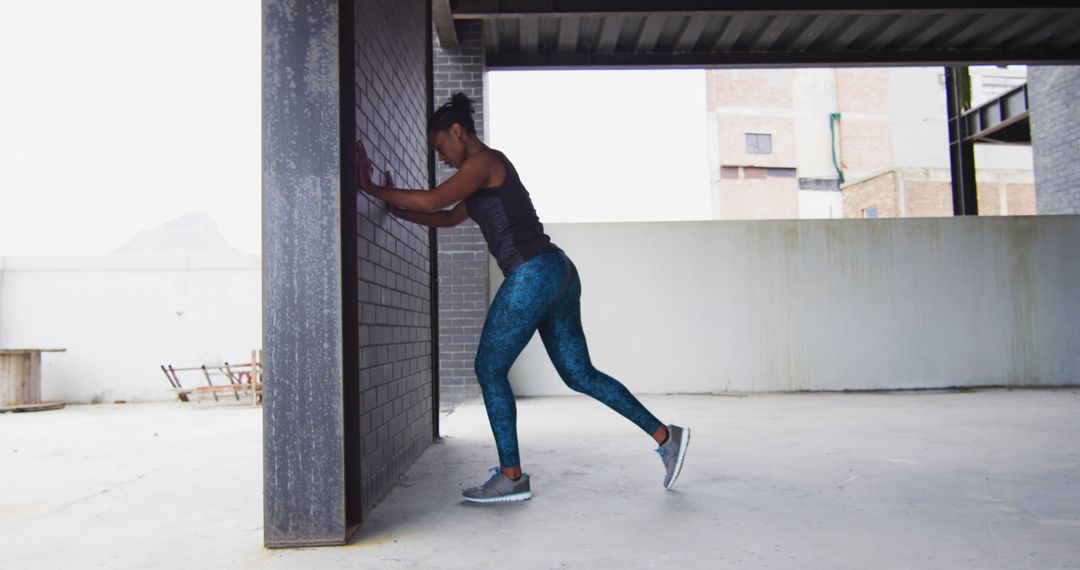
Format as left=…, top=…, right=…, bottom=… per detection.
left=356, top=141, right=491, bottom=213
left=390, top=202, right=469, bottom=228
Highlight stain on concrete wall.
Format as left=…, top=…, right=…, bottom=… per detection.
left=500, top=217, right=1080, bottom=395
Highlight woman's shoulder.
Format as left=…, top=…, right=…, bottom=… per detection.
left=472, top=148, right=511, bottom=189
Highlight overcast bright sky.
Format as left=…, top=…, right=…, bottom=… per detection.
left=0, top=2, right=709, bottom=256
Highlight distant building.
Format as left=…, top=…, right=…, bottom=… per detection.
left=705, top=66, right=1034, bottom=220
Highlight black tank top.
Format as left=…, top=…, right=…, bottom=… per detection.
left=464, top=149, right=562, bottom=276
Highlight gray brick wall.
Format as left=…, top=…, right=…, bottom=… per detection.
left=1030, top=65, right=1080, bottom=214
left=434, top=21, right=489, bottom=403
left=354, top=0, right=433, bottom=515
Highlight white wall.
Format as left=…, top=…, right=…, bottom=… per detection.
left=798, top=190, right=844, bottom=219
left=496, top=217, right=1080, bottom=395
left=793, top=69, right=840, bottom=179
left=0, top=255, right=260, bottom=402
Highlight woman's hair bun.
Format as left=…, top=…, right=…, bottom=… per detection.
left=450, top=92, right=474, bottom=115
left=428, top=92, right=478, bottom=135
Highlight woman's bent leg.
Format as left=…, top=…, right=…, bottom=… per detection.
left=538, top=262, right=663, bottom=436
left=475, top=256, right=564, bottom=469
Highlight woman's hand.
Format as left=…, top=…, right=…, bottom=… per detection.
left=355, top=140, right=374, bottom=192
left=356, top=140, right=396, bottom=196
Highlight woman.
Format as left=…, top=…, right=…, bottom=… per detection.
left=356, top=93, right=690, bottom=503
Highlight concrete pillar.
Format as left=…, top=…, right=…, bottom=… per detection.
left=262, top=0, right=358, bottom=547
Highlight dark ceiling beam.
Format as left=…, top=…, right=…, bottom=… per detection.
left=978, top=12, right=1045, bottom=47
left=1059, top=21, right=1080, bottom=46
left=557, top=16, right=581, bottom=53
left=673, top=15, right=707, bottom=52
left=520, top=16, right=539, bottom=53
left=434, top=0, right=459, bottom=49
left=788, top=14, right=832, bottom=51
left=905, top=12, right=972, bottom=50
left=1011, top=11, right=1079, bottom=48
left=863, top=14, right=907, bottom=50
left=830, top=14, right=879, bottom=51
left=596, top=15, right=623, bottom=53
left=482, top=19, right=500, bottom=55
left=939, top=11, right=1014, bottom=48
left=485, top=46, right=1080, bottom=69
left=450, top=1, right=1074, bottom=18
left=635, top=14, right=666, bottom=53
left=752, top=13, right=800, bottom=51
left=712, top=15, right=749, bottom=51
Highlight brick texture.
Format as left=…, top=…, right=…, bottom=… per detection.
left=1029, top=66, right=1080, bottom=214
left=716, top=175, right=799, bottom=219
left=843, top=168, right=1034, bottom=218
left=434, top=20, right=489, bottom=403
left=707, top=69, right=794, bottom=110
left=843, top=171, right=899, bottom=218
left=903, top=180, right=952, bottom=218
left=354, top=0, right=433, bottom=515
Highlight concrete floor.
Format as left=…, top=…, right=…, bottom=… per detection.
left=2, top=389, right=1079, bottom=569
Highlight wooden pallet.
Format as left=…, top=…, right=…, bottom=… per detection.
left=160, top=350, right=263, bottom=406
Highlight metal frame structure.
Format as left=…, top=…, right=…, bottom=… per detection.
left=964, top=83, right=1030, bottom=144
left=946, top=66, right=980, bottom=215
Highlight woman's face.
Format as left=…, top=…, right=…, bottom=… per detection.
left=429, top=125, right=467, bottom=170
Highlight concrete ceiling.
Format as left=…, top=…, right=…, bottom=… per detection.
left=437, top=1, right=1080, bottom=68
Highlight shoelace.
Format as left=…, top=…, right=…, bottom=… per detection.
left=483, top=466, right=534, bottom=485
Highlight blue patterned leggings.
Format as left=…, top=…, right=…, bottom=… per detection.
left=476, top=251, right=663, bottom=468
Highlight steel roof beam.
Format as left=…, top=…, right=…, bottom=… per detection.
left=962, top=84, right=1030, bottom=144
left=673, top=14, right=709, bottom=52
left=450, top=1, right=1075, bottom=18
left=788, top=14, right=832, bottom=51
left=636, top=14, right=666, bottom=53
left=434, top=0, right=459, bottom=49
left=596, top=15, right=623, bottom=53
left=485, top=47, right=1080, bottom=69
left=557, top=16, right=581, bottom=53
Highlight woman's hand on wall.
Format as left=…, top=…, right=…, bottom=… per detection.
left=355, top=140, right=374, bottom=192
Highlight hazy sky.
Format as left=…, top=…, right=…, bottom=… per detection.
left=0, top=1, right=261, bottom=256
left=0, top=3, right=709, bottom=256
left=488, top=70, right=710, bottom=224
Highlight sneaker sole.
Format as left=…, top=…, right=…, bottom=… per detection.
left=462, top=491, right=532, bottom=503
left=664, top=427, right=690, bottom=490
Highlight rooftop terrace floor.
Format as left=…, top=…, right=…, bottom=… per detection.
left=2, top=389, right=1079, bottom=569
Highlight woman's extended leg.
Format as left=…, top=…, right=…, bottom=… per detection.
left=474, top=255, right=564, bottom=471
left=537, top=258, right=664, bottom=437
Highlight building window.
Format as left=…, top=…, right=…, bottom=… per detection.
left=766, top=167, right=796, bottom=178
left=720, top=166, right=739, bottom=179
left=799, top=177, right=840, bottom=191
left=743, top=167, right=767, bottom=179
left=864, top=206, right=879, bottom=219
left=746, top=133, right=772, bottom=154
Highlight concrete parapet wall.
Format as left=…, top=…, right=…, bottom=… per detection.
left=497, top=217, right=1080, bottom=394
left=0, top=255, right=260, bottom=403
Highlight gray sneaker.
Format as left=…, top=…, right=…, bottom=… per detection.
left=655, top=424, right=690, bottom=489
left=462, top=467, right=532, bottom=503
